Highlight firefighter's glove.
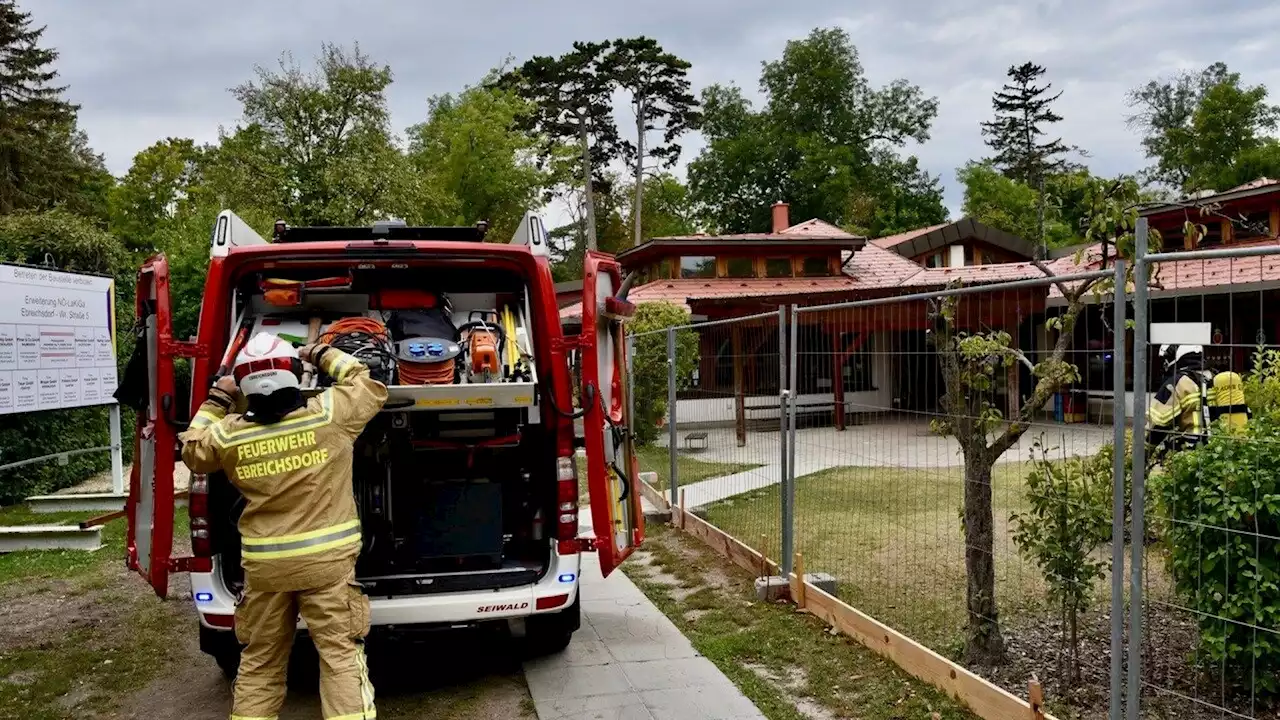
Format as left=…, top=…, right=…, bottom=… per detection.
left=206, top=375, right=239, bottom=411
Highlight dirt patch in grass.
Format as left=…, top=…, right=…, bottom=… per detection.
left=628, top=523, right=979, bottom=720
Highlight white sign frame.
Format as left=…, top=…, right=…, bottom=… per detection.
left=0, top=264, right=118, bottom=416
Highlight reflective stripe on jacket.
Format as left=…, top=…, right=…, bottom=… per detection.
left=180, top=344, right=388, bottom=592
left=1147, top=370, right=1209, bottom=452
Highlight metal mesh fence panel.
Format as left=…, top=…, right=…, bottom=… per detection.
left=1129, top=237, right=1280, bottom=719
left=650, top=311, right=788, bottom=564
left=778, top=274, right=1123, bottom=715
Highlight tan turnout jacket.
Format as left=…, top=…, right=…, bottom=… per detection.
left=180, top=344, right=388, bottom=592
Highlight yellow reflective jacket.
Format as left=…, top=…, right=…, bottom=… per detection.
left=180, top=344, right=388, bottom=592
left=1147, top=370, right=1210, bottom=453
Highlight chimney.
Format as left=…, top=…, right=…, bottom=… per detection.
left=771, top=201, right=790, bottom=234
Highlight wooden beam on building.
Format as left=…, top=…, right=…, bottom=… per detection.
left=1271, top=207, right=1280, bottom=239
left=732, top=323, right=746, bottom=447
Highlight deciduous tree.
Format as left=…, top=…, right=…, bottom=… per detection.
left=216, top=43, right=413, bottom=226
left=408, top=76, right=550, bottom=240
left=1127, top=63, right=1280, bottom=192
left=689, top=27, right=940, bottom=233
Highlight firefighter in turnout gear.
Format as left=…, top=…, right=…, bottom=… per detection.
left=180, top=332, right=388, bottom=720
left=1147, top=344, right=1213, bottom=460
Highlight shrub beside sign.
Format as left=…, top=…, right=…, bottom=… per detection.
left=0, top=264, right=117, bottom=415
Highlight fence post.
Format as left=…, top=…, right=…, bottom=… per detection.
left=778, top=305, right=792, bottom=576
left=109, top=403, right=125, bottom=495
left=667, top=327, right=679, bottom=508
left=1126, top=217, right=1150, bottom=720
left=785, top=305, right=800, bottom=574
left=1109, top=258, right=1127, bottom=720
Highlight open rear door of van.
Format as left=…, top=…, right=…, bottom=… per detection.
left=125, top=254, right=180, bottom=598
left=580, top=251, right=644, bottom=577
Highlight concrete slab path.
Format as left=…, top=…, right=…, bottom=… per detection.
left=523, top=517, right=765, bottom=720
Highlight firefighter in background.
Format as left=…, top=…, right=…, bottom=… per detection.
left=1147, top=344, right=1211, bottom=459
left=180, top=332, right=387, bottom=720
left=1146, top=343, right=1251, bottom=462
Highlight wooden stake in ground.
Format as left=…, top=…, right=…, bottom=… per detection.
left=793, top=552, right=807, bottom=608
left=679, top=489, right=687, bottom=530
left=1028, top=677, right=1044, bottom=720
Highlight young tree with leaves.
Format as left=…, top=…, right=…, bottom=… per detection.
left=689, top=27, right=941, bottom=233
left=0, top=0, right=109, bottom=218
left=932, top=176, right=1149, bottom=664
left=605, top=37, right=699, bottom=245
left=980, top=63, right=1074, bottom=255
left=504, top=42, right=619, bottom=251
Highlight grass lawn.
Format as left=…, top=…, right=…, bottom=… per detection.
left=0, top=502, right=191, bottom=720
left=633, top=444, right=761, bottom=492
left=628, top=523, right=978, bottom=719
left=704, top=463, right=1054, bottom=657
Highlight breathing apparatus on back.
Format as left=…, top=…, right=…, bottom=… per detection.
left=233, top=332, right=305, bottom=424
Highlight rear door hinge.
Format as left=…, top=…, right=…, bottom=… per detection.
left=576, top=537, right=600, bottom=553
left=169, top=556, right=212, bottom=574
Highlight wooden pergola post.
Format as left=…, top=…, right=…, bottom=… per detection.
left=733, top=323, right=746, bottom=447
left=831, top=323, right=846, bottom=432
left=1006, top=316, right=1021, bottom=421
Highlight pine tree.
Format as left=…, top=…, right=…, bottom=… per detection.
left=980, top=63, right=1072, bottom=255
left=0, top=0, right=85, bottom=214
left=502, top=42, right=620, bottom=252
left=605, top=37, right=699, bottom=246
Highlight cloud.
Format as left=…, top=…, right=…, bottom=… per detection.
left=26, top=0, right=1280, bottom=223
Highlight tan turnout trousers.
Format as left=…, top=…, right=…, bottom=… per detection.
left=234, top=571, right=375, bottom=720
left=181, top=343, right=387, bottom=720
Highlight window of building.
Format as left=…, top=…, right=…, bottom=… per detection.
left=680, top=256, right=716, bottom=279
left=800, top=256, right=829, bottom=277
left=838, top=333, right=875, bottom=393
left=724, top=257, right=755, bottom=278
left=1236, top=210, right=1272, bottom=241
left=964, top=244, right=975, bottom=266
left=923, top=252, right=943, bottom=268
left=765, top=257, right=792, bottom=278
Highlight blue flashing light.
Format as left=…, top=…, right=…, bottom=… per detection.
left=557, top=573, right=576, bottom=584
left=195, top=592, right=214, bottom=603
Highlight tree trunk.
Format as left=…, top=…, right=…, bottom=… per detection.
left=963, top=449, right=1006, bottom=665
left=633, top=97, right=646, bottom=247
left=1069, top=601, right=1081, bottom=685
left=579, top=114, right=598, bottom=252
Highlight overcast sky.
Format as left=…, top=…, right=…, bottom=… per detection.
left=29, top=0, right=1280, bottom=222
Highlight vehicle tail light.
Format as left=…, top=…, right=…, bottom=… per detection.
left=536, top=594, right=570, bottom=610
left=189, top=474, right=212, bottom=558
left=555, top=456, right=579, bottom=555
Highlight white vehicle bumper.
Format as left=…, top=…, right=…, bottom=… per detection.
left=191, top=549, right=581, bottom=632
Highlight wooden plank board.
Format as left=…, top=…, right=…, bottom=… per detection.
left=638, top=476, right=670, bottom=511
left=670, top=505, right=1057, bottom=720
left=680, top=509, right=779, bottom=576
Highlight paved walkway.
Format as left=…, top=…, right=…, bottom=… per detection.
left=522, top=517, right=765, bottom=720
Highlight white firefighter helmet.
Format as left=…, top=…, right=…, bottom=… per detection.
left=1160, top=343, right=1204, bottom=369
left=233, top=332, right=301, bottom=397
